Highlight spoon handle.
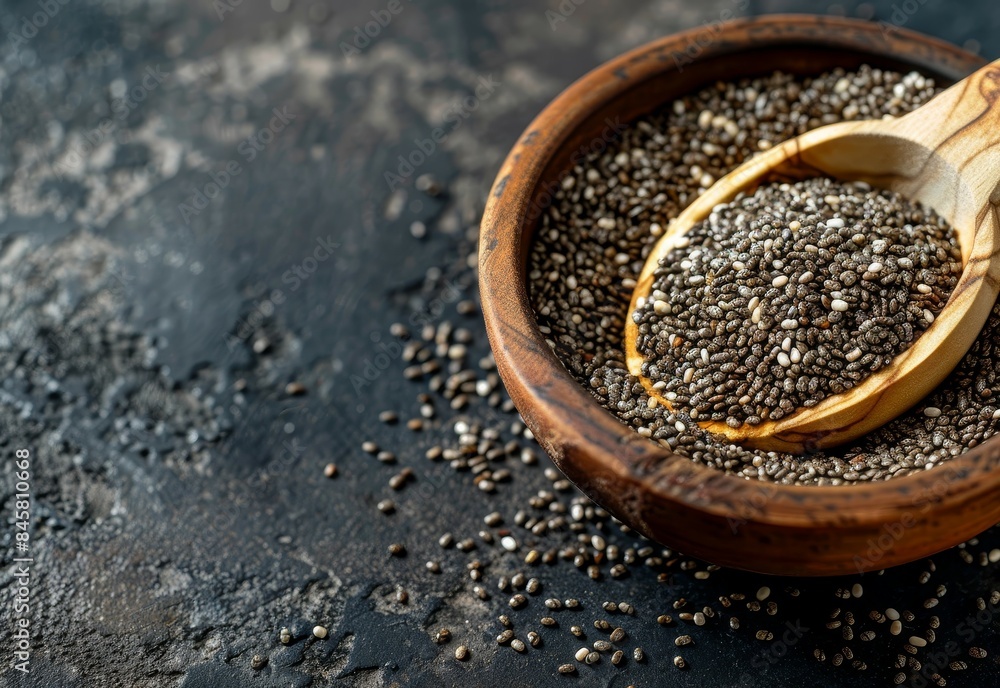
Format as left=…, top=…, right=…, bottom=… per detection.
left=887, top=59, right=1000, bottom=235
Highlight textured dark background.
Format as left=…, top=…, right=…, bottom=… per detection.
left=1, top=1, right=999, bottom=687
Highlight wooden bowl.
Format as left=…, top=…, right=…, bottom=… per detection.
left=479, top=15, right=996, bottom=576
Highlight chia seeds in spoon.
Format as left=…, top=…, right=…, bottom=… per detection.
left=631, top=177, right=960, bottom=428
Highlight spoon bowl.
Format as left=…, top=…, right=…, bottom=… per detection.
left=625, top=60, right=1000, bottom=452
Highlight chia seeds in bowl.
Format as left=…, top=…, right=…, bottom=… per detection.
left=631, top=176, right=960, bottom=428
left=529, top=65, right=998, bottom=486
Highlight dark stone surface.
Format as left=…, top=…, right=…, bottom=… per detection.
left=0, top=1, right=999, bottom=687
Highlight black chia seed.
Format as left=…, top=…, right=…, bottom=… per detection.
left=632, top=177, right=959, bottom=427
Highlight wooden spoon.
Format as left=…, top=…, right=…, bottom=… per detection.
left=625, top=59, right=1000, bottom=453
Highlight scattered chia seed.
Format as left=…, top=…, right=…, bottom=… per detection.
left=389, top=468, right=412, bottom=490
left=484, top=511, right=503, bottom=526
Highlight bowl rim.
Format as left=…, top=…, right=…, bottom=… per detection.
left=480, top=13, right=998, bottom=570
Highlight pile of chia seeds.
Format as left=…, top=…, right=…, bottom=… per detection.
left=529, top=65, right=999, bottom=485
left=632, top=177, right=960, bottom=427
